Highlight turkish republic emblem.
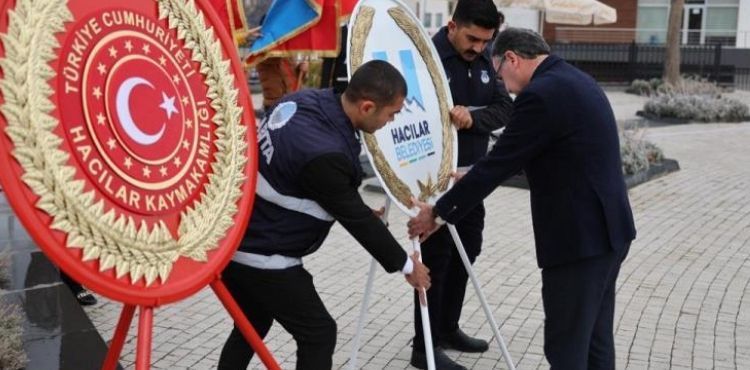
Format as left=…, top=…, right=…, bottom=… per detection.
left=0, top=0, right=258, bottom=304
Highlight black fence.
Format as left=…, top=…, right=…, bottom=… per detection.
left=735, top=68, right=750, bottom=90
left=551, top=42, right=748, bottom=90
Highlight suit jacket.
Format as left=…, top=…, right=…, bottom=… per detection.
left=434, top=55, right=636, bottom=268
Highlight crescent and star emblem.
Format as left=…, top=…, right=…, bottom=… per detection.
left=115, top=76, right=178, bottom=145
left=0, top=2, right=252, bottom=290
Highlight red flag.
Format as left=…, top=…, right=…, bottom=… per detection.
left=340, top=0, right=357, bottom=18
left=206, top=0, right=249, bottom=45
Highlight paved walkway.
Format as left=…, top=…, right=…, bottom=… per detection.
left=85, top=91, right=750, bottom=369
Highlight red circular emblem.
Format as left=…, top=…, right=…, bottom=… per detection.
left=0, top=0, right=257, bottom=306
left=59, top=12, right=215, bottom=216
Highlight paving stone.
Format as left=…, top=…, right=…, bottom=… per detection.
left=83, top=93, right=750, bottom=369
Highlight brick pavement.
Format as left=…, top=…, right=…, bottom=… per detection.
left=85, top=92, right=750, bottom=369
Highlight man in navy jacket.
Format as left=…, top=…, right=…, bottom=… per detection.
left=411, top=1, right=512, bottom=368
left=409, top=29, right=636, bottom=369
left=218, top=60, right=431, bottom=369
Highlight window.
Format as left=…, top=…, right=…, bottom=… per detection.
left=636, top=6, right=669, bottom=43
left=423, top=12, right=433, bottom=28
left=435, top=13, right=444, bottom=28
left=636, top=0, right=738, bottom=45
left=705, top=7, right=738, bottom=44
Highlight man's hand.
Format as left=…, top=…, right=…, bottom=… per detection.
left=450, top=106, right=473, bottom=130
left=372, top=206, right=389, bottom=226
left=235, top=26, right=261, bottom=46
left=405, top=252, right=430, bottom=305
left=452, top=170, right=467, bottom=183
left=407, top=197, right=441, bottom=242
left=372, top=206, right=385, bottom=219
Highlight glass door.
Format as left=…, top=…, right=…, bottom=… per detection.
left=682, top=5, right=706, bottom=44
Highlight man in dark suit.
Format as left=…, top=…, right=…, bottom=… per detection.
left=408, top=28, right=636, bottom=369
left=410, top=1, right=513, bottom=369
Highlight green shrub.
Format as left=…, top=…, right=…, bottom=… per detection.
left=627, top=75, right=723, bottom=97
left=0, top=253, right=26, bottom=370
left=619, top=125, right=665, bottom=175
left=632, top=76, right=750, bottom=122
left=620, top=131, right=649, bottom=175
left=648, top=78, right=662, bottom=92
left=0, top=304, right=26, bottom=370
left=644, top=94, right=750, bottom=122
left=663, top=76, right=723, bottom=96
left=644, top=140, right=664, bottom=164
left=0, top=254, right=8, bottom=289
left=626, top=79, right=652, bottom=96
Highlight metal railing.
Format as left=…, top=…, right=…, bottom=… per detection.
left=735, top=68, right=750, bottom=91
left=555, top=27, right=747, bottom=47
left=550, top=42, right=742, bottom=87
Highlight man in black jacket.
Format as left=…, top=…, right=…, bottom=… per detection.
left=218, top=60, right=431, bottom=370
left=410, top=1, right=512, bottom=369
left=409, top=28, right=636, bottom=369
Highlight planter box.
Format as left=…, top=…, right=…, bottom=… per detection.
left=625, top=158, right=681, bottom=189
left=636, top=111, right=692, bottom=125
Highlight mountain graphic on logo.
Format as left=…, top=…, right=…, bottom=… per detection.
left=403, top=94, right=426, bottom=113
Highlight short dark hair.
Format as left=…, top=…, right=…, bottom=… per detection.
left=452, top=0, right=500, bottom=30
left=492, top=28, right=551, bottom=59
left=345, top=60, right=407, bottom=106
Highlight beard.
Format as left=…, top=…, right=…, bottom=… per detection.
left=462, top=50, right=479, bottom=61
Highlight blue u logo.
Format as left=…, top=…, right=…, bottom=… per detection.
left=372, top=50, right=425, bottom=112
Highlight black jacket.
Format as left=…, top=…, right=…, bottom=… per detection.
left=432, top=27, right=512, bottom=166
left=241, top=89, right=406, bottom=272
left=435, top=56, right=636, bottom=268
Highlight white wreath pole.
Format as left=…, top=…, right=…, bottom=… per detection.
left=347, top=198, right=391, bottom=370
left=412, top=238, right=436, bottom=370
left=446, top=224, right=515, bottom=370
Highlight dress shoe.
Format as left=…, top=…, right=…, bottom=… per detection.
left=74, top=289, right=98, bottom=306
left=410, top=346, right=467, bottom=370
left=439, top=329, right=489, bottom=353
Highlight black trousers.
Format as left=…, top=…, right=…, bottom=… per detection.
left=541, top=243, right=630, bottom=370
left=60, top=271, right=82, bottom=292
left=218, top=262, right=337, bottom=370
left=413, top=204, right=484, bottom=349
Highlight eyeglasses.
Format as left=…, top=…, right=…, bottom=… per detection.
left=494, top=55, right=506, bottom=79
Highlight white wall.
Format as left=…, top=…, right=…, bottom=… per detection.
left=401, top=0, right=419, bottom=13
left=424, top=1, right=450, bottom=34
left=404, top=0, right=451, bottom=35
left=404, top=1, right=543, bottom=35
left=738, top=0, right=750, bottom=48
left=498, top=7, right=540, bottom=33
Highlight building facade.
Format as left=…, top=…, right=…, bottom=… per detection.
left=401, top=0, right=452, bottom=35
left=542, top=0, right=638, bottom=43
left=406, top=1, right=543, bottom=36
left=635, top=0, right=746, bottom=47
left=403, top=0, right=748, bottom=48
left=526, top=0, right=747, bottom=47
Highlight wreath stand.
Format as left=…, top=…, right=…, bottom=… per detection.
left=99, top=278, right=281, bottom=370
